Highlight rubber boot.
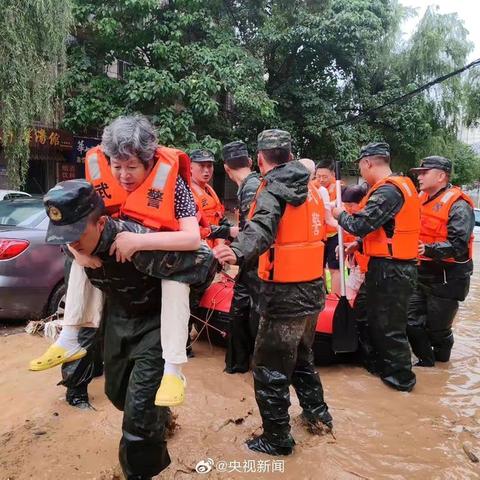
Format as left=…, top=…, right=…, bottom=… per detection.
left=251, top=366, right=295, bottom=455
left=406, top=324, right=435, bottom=367
left=291, top=365, right=333, bottom=430
left=119, top=430, right=170, bottom=479
left=434, top=333, right=454, bottom=362
left=247, top=433, right=295, bottom=456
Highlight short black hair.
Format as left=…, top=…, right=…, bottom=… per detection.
left=316, top=160, right=334, bottom=171
left=260, top=148, right=290, bottom=165
left=367, top=155, right=391, bottom=165
left=225, top=156, right=250, bottom=170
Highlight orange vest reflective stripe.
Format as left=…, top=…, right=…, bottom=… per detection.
left=359, top=176, right=420, bottom=260
left=419, top=187, right=474, bottom=263
left=249, top=181, right=326, bottom=283
left=85, top=145, right=191, bottom=230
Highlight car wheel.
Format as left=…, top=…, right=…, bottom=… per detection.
left=46, top=282, right=66, bottom=317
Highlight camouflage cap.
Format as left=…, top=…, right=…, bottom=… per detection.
left=222, top=140, right=249, bottom=163
left=190, top=149, right=215, bottom=163
left=357, top=142, right=390, bottom=162
left=257, top=129, right=292, bottom=152
left=410, top=156, right=452, bottom=174
left=44, top=179, right=104, bottom=245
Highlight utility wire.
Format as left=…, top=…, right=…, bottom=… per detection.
left=327, top=57, right=480, bottom=129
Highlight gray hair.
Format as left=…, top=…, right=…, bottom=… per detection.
left=101, top=115, right=158, bottom=166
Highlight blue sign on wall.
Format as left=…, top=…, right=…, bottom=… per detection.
left=69, top=137, right=101, bottom=164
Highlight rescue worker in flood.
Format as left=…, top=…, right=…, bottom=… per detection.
left=407, top=156, right=474, bottom=366
left=214, top=129, right=332, bottom=456
left=190, top=148, right=231, bottom=248
left=42, top=180, right=215, bottom=480
left=332, top=142, right=420, bottom=392
left=315, top=160, right=341, bottom=294
left=222, top=140, right=261, bottom=374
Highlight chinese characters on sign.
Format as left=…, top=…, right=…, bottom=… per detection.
left=57, top=164, right=77, bottom=182
left=70, top=137, right=101, bottom=164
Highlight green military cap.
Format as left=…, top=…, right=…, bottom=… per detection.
left=43, top=179, right=104, bottom=244
left=222, top=140, right=249, bottom=163
left=357, top=142, right=390, bottom=162
left=257, top=129, right=292, bottom=152
left=190, top=149, right=215, bottom=163
left=410, top=156, right=452, bottom=174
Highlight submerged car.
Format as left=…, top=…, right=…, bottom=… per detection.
left=0, top=197, right=65, bottom=320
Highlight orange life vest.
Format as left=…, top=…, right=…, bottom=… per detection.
left=419, top=187, right=474, bottom=263
left=85, top=145, right=191, bottom=230
left=191, top=183, right=224, bottom=227
left=359, top=176, right=420, bottom=260
left=191, top=183, right=225, bottom=248
left=248, top=181, right=326, bottom=283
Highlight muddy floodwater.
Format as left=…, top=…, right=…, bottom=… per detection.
left=1, top=253, right=479, bottom=479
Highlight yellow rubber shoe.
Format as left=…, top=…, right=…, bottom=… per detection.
left=154, top=374, right=186, bottom=407
left=29, top=345, right=87, bottom=371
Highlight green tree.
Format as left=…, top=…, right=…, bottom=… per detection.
left=0, top=0, right=72, bottom=188
left=62, top=1, right=480, bottom=184
left=62, top=0, right=275, bottom=155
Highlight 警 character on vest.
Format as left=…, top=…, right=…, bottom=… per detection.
left=189, top=148, right=231, bottom=248
left=213, top=129, right=332, bottom=457
left=332, top=142, right=420, bottom=392
left=407, top=156, right=474, bottom=366
left=222, top=140, right=261, bottom=374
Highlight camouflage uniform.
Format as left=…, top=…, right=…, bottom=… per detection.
left=222, top=141, right=261, bottom=373
left=407, top=157, right=474, bottom=366
left=230, top=130, right=331, bottom=455
left=338, top=143, right=417, bottom=392
left=44, top=180, right=216, bottom=479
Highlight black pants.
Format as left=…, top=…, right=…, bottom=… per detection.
left=365, top=258, right=417, bottom=391
left=225, top=273, right=259, bottom=373
left=407, top=274, right=470, bottom=365
left=103, top=301, right=170, bottom=479
left=60, top=327, right=103, bottom=406
left=253, top=313, right=330, bottom=446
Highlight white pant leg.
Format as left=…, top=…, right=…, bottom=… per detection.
left=62, top=260, right=104, bottom=328
left=161, top=279, right=190, bottom=364
left=346, top=266, right=365, bottom=303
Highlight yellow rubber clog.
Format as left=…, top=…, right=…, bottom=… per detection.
left=154, top=374, right=186, bottom=407
left=29, top=345, right=87, bottom=371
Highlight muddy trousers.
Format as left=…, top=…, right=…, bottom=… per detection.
left=407, top=276, right=469, bottom=365
left=366, top=258, right=417, bottom=392
left=225, top=279, right=259, bottom=373
left=253, top=313, right=330, bottom=447
left=103, top=303, right=171, bottom=479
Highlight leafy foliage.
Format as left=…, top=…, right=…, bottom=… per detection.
left=0, top=0, right=72, bottom=188
left=60, top=0, right=480, bottom=184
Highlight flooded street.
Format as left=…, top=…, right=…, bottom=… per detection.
left=1, top=253, right=479, bottom=479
